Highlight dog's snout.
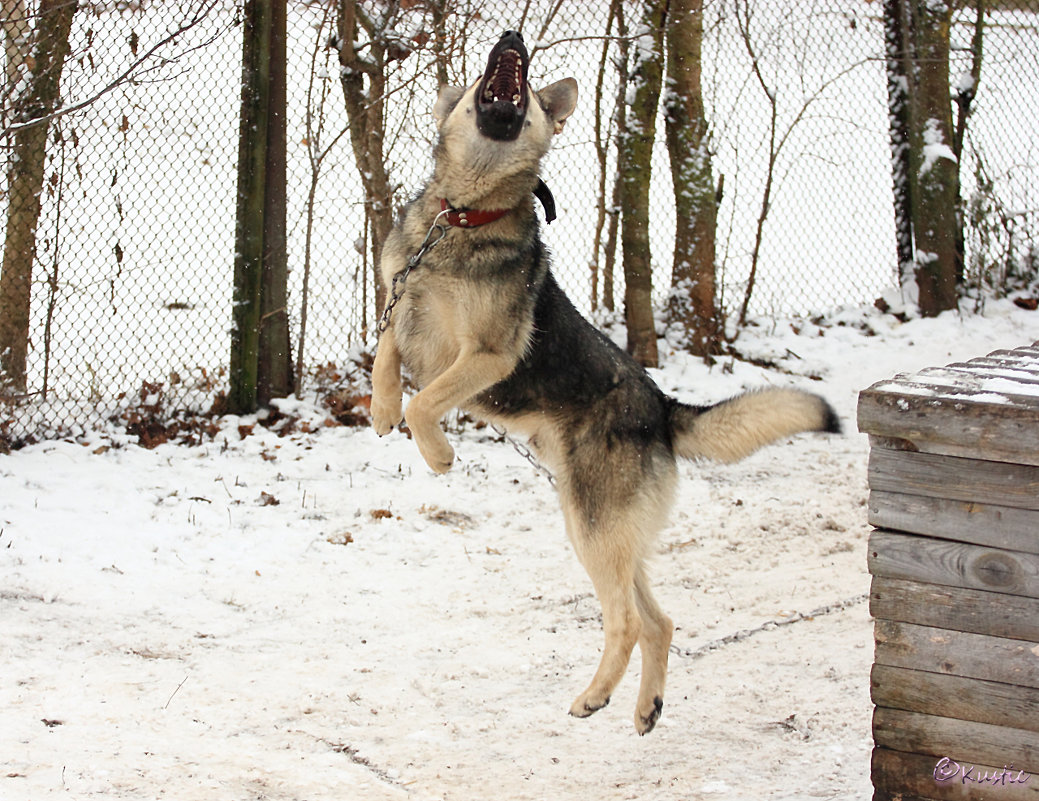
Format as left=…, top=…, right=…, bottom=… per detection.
left=476, top=29, right=531, bottom=142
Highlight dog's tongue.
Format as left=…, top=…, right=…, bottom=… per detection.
left=476, top=30, right=529, bottom=142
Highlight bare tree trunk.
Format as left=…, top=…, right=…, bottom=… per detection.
left=885, top=0, right=915, bottom=290
left=885, top=0, right=959, bottom=316
left=620, top=0, right=665, bottom=368
left=953, top=1, right=984, bottom=286
left=734, top=0, right=777, bottom=328
left=589, top=0, right=617, bottom=312
left=336, top=0, right=395, bottom=324
left=664, top=0, right=718, bottom=358
left=429, top=0, right=450, bottom=87
left=0, top=0, right=77, bottom=393
left=256, top=0, right=290, bottom=406
left=602, top=0, right=629, bottom=316
left=2, top=0, right=30, bottom=122
left=230, top=0, right=290, bottom=414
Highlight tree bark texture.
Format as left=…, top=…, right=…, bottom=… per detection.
left=952, top=1, right=984, bottom=285
left=336, top=0, right=395, bottom=320
left=664, top=0, right=718, bottom=358
left=885, top=0, right=915, bottom=288
left=0, top=0, right=77, bottom=393
left=256, top=0, right=291, bottom=406
left=230, top=0, right=290, bottom=414
left=885, top=0, right=959, bottom=317
left=601, top=0, right=629, bottom=316
left=620, top=0, right=666, bottom=368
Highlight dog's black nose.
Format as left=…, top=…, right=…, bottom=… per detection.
left=500, top=30, right=524, bottom=44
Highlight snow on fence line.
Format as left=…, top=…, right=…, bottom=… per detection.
left=2, top=1, right=1038, bottom=442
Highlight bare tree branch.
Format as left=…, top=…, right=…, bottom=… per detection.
left=734, top=0, right=872, bottom=327
left=2, top=0, right=222, bottom=138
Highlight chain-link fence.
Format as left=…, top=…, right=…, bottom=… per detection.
left=1, top=0, right=1037, bottom=445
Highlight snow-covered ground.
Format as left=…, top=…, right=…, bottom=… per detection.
left=3, top=299, right=1038, bottom=801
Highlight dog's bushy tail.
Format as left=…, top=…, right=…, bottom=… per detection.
left=670, top=388, right=840, bottom=464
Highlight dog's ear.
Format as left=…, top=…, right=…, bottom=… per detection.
left=433, top=85, right=466, bottom=127
left=537, top=78, right=578, bottom=134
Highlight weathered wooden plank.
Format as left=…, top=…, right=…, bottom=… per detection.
left=868, top=491, right=1039, bottom=554
left=870, top=576, right=1039, bottom=642
left=858, top=391, right=1039, bottom=465
left=871, top=664, right=1039, bottom=734
left=873, top=747, right=1039, bottom=801
left=874, top=707, right=1039, bottom=774
left=874, top=620, right=1039, bottom=689
left=917, top=365, right=1039, bottom=392
left=948, top=361, right=1039, bottom=384
left=868, top=449, right=1039, bottom=511
left=861, top=381, right=1039, bottom=408
left=962, top=358, right=1039, bottom=376
left=990, top=345, right=1039, bottom=358
left=869, top=531, right=1039, bottom=600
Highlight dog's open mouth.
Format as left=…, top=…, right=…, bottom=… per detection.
left=475, top=30, right=530, bottom=142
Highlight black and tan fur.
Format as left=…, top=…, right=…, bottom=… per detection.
left=370, top=31, right=840, bottom=735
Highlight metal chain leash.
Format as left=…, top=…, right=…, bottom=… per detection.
left=490, top=422, right=556, bottom=488
left=376, top=209, right=450, bottom=337
left=376, top=208, right=556, bottom=488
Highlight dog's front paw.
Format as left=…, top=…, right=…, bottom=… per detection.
left=371, top=392, right=403, bottom=436
left=415, top=430, right=455, bottom=474
left=406, top=416, right=454, bottom=473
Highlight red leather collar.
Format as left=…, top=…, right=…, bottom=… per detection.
left=439, top=198, right=510, bottom=228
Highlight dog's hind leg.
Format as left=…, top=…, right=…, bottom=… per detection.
left=633, top=564, right=673, bottom=735
left=561, top=446, right=677, bottom=732
left=565, top=515, right=643, bottom=722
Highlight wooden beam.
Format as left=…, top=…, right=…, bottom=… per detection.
left=868, top=491, right=1039, bottom=554
left=874, top=620, right=1039, bottom=689
left=874, top=707, right=1039, bottom=775
left=872, top=747, right=1039, bottom=801
left=868, top=449, right=1039, bottom=511
left=858, top=393, right=1039, bottom=467
left=868, top=530, right=1039, bottom=599
left=871, top=576, right=1039, bottom=642
left=871, top=664, right=1039, bottom=734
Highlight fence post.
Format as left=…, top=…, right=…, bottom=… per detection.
left=230, top=0, right=289, bottom=414
left=257, top=0, right=291, bottom=406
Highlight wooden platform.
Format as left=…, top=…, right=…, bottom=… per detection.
left=858, top=341, right=1039, bottom=801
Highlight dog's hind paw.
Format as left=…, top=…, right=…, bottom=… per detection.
left=568, top=693, right=609, bottom=719
left=635, top=696, right=663, bottom=736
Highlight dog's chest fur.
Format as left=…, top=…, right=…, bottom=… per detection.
left=386, top=200, right=546, bottom=393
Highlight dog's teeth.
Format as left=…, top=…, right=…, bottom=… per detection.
left=512, top=94, right=520, bottom=104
